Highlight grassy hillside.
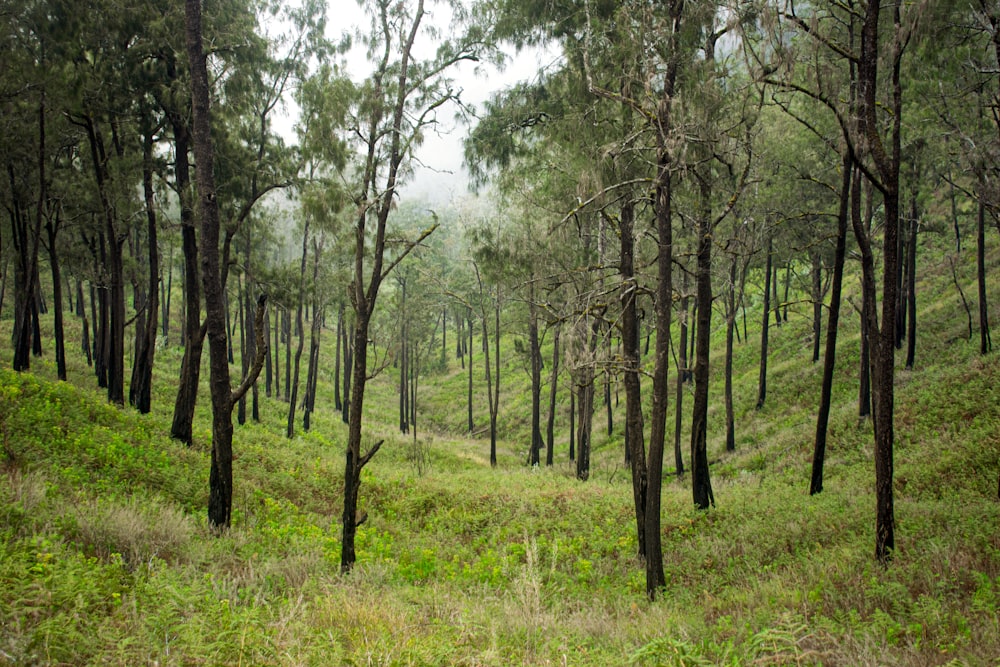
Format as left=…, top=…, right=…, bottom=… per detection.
left=1, top=229, right=999, bottom=665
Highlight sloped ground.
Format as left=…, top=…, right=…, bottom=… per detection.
left=1, top=234, right=999, bottom=665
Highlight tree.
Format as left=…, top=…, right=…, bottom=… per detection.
left=184, top=0, right=268, bottom=530
left=338, top=0, right=484, bottom=572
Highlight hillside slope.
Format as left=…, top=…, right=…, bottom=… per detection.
left=1, top=233, right=999, bottom=665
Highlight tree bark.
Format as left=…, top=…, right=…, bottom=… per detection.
left=286, top=222, right=310, bottom=439
left=757, top=234, right=773, bottom=410
left=169, top=116, right=203, bottom=445
left=44, top=207, right=66, bottom=381
left=674, top=268, right=689, bottom=476
left=811, top=157, right=852, bottom=495
left=545, top=323, right=561, bottom=466
left=529, top=285, right=543, bottom=466
left=690, top=180, right=715, bottom=510
left=130, top=129, right=160, bottom=413
left=978, top=199, right=992, bottom=355
left=620, top=199, right=647, bottom=562
left=724, top=255, right=737, bottom=452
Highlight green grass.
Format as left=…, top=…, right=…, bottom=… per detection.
left=1, top=228, right=999, bottom=665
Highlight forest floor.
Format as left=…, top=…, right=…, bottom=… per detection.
left=2, top=234, right=1000, bottom=665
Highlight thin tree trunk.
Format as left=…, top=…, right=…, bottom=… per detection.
left=546, top=323, right=560, bottom=466
left=691, top=180, right=715, bottom=510
left=45, top=208, right=66, bottom=381
left=467, top=310, right=473, bottom=433
left=811, top=251, right=823, bottom=363
left=979, top=199, right=992, bottom=354
left=529, top=286, right=543, bottom=466
left=169, top=117, right=203, bottom=445
left=674, top=268, right=688, bottom=476
left=724, top=255, right=737, bottom=452
left=333, top=302, right=342, bottom=409
left=620, top=199, right=647, bottom=560
left=905, top=207, right=917, bottom=370
left=286, top=222, right=310, bottom=439
left=757, top=235, right=773, bottom=410
left=129, top=129, right=160, bottom=413
left=811, top=157, right=852, bottom=495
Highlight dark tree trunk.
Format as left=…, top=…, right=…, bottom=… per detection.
left=80, top=281, right=93, bottom=367
left=83, top=116, right=126, bottom=405
left=130, top=129, right=160, bottom=413
left=467, top=311, right=473, bottom=433
left=225, top=288, right=234, bottom=364
left=905, top=206, right=917, bottom=370
left=978, top=199, right=992, bottom=354
left=342, top=313, right=352, bottom=424
left=857, top=0, right=900, bottom=563
left=529, top=287, right=543, bottom=466
left=45, top=209, right=66, bottom=381
left=811, top=157, right=852, bottom=496
left=724, top=256, right=737, bottom=452
left=399, top=278, right=409, bottom=434
left=620, top=199, right=647, bottom=561
left=782, top=262, right=791, bottom=323
left=186, top=0, right=266, bottom=531
left=286, top=222, right=310, bottom=439
left=169, top=117, right=203, bottom=445
left=690, top=182, right=715, bottom=510
left=161, top=238, right=173, bottom=343
left=284, top=306, right=292, bottom=402
left=569, top=387, right=576, bottom=461
left=11, top=102, right=46, bottom=373
left=333, top=303, right=342, bottom=409
left=264, top=307, right=272, bottom=397
left=811, top=251, right=823, bottom=363
left=645, top=47, right=677, bottom=595
left=545, top=323, right=560, bottom=466
left=575, top=313, right=599, bottom=481
left=772, top=259, right=780, bottom=326
left=674, top=269, right=689, bottom=476
left=757, top=235, right=773, bottom=410
left=237, top=279, right=247, bottom=425
left=303, top=306, right=321, bottom=432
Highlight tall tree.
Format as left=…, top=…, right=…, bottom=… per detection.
left=184, top=0, right=268, bottom=530
left=338, top=0, right=483, bottom=572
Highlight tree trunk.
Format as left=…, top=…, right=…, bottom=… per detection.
left=569, top=387, right=576, bottom=461
left=811, top=250, right=823, bottom=363
left=11, top=102, right=46, bottom=373
left=467, top=310, right=473, bottom=433
left=811, top=157, right=852, bottom=496
left=286, top=222, right=310, bottom=439
left=690, top=181, right=715, bottom=510
left=621, top=199, right=647, bottom=561
left=724, top=256, right=737, bottom=452
left=83, top=116, right=126, bottom=405
left=45, top=208, right=66, bottom=381
left=129, top=129, right=160, bottom=413
left=169, top=116, right=203, bottom=445
left=161, top=238, right=173, bottom=343
left=978, top=199, right=992, bottom=354
left=529, top=286, right=543, bottom=466
left=905, top=205, right=917, bottom=370
left=674, top=269, right=688, bottom=476
left=342, top=313, right=352, bottom=424
left=545, top=323, right=560, bottom=466
left=187, top=0, right=242, bottom=530
left=333, top=302, right=342, bottom=409
left=757, top=235, right=773, bottom=410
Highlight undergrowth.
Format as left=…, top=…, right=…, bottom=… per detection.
left=0, top=232, right=998, bottom=665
